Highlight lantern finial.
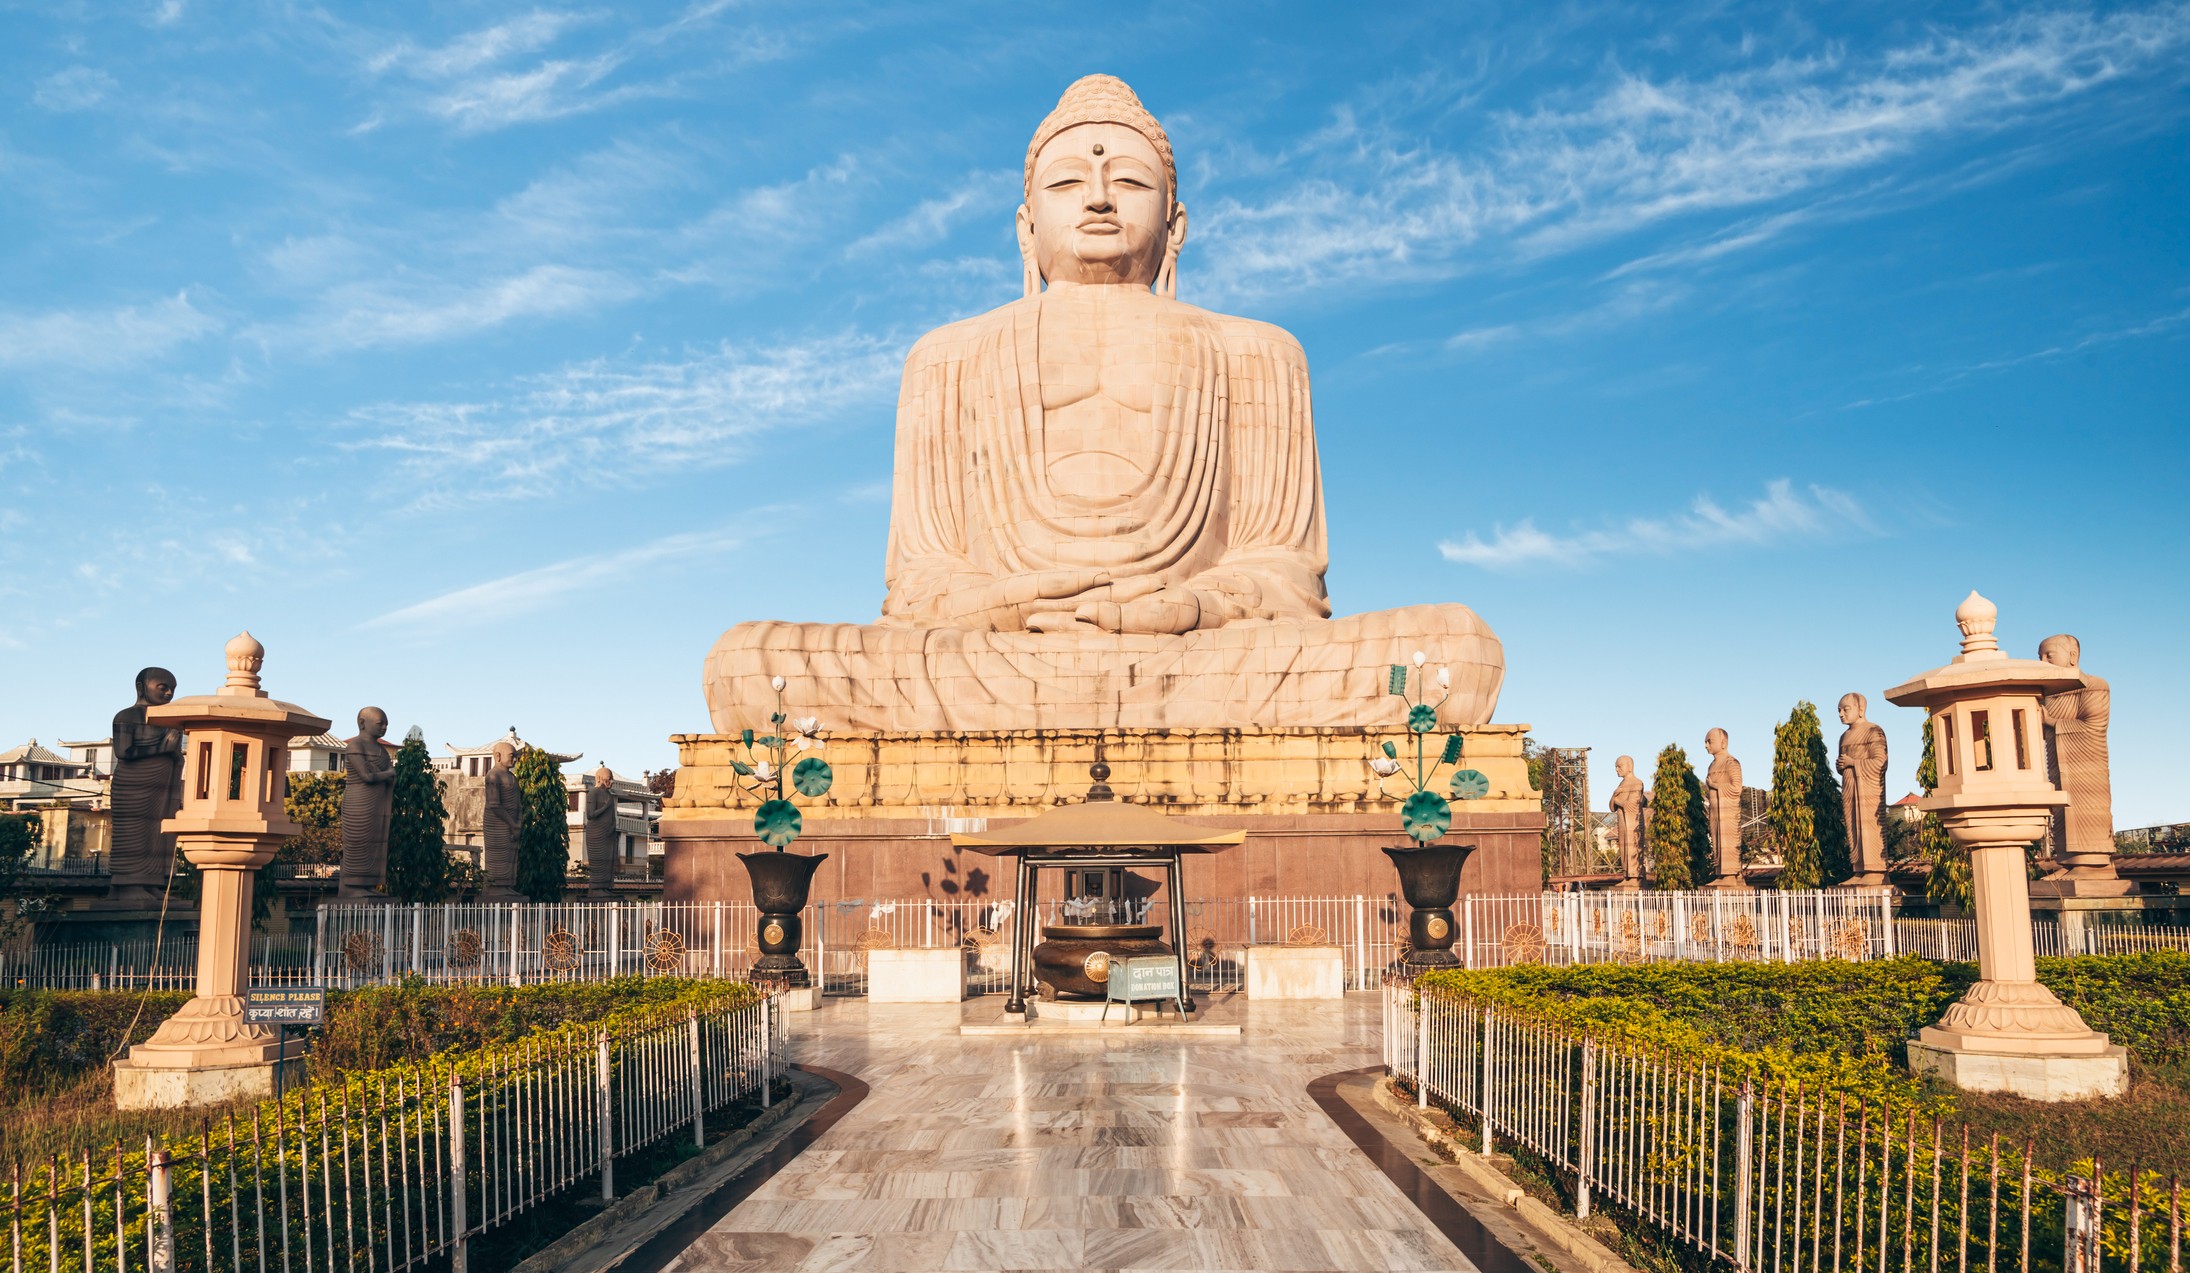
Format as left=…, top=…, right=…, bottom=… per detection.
left=222, top=631, right=267, bottom=696
left=1953, top=591, right=2000, bottom=661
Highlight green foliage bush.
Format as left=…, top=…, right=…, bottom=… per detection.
left=307, top=976, right=733, bottom=1078
left=1768, top=701, right=1849, bottom=889
left=0, top=988, right=192, bottom=1098
left=385, top=727, right=451, bottom=902
left=1644, top=745, right=1712, bottom=889
left=1417, top=952, right=2190, bottom=1114
left=514, top=745, right=568, bottom=902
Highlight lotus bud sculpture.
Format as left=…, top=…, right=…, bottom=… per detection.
left=1370, top=654, right=1489, bottom=969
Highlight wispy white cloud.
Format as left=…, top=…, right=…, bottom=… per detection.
left=32, top=67, right=119, bottom=112
left=1439, top=479, right=1876, bottom=570
left=361, top=522, right=760, bottom=631
left=298, top=265, right=639, bottom=349
left=847, top=172, right=1017, bottom=257
left=1195, top=7, right=2190, bottom=299
left=347, top=331, right=902, bottom=505
left=1840, top=304, right=2190, bottom=409
left=0, top=293, right=219, bottom=370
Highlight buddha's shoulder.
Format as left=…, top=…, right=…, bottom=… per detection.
left=905, top=301, right=1030, bottom=364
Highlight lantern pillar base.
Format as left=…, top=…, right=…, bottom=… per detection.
left=114, top=1036, right=291, bottom=1110
left=1907, top=1037, right=2127, bottom=1103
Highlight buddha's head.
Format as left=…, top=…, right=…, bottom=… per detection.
left=1020, top=75, right=1187, bottom=295
left=2038, top=634, right=2080, bottom=669
left=1615, top=754, right=1633, bottom=778
left=358, top=707, right=388, bottom=742
left=492, top=740, right=516, bottom=770
left=134, top=667, right=176, bottom=708
left=1838, top=692, right=1866, bottom=725
left=595, top=764, right=614, bottom=788
left=1705, top=727, right=1727, bottom=757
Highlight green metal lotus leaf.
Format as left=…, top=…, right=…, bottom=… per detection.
left=729, top=759, right=753, bottom=777
left=755, top=735, right=782, bottom=750
left=740, top=729, right=754, bottom=747
left=1407, top=703, right=1438, bottom=734
left=1449, top=768, right=1490, bottom=800
left=1381, top=741, right=1398, bottom=760
left=1401, top=790, right=1451, bottom=842
left=771, top=711, right=785, bottom=725
left=791, top=757, right=834, bottom=798
left=753, top=798, right=803, bottom=848
left=1439, top=734, right=1464, bottom=766
left=1387, top=665, right=1407, bottom=696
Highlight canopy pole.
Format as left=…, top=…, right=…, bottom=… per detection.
left=1006, top=853, right=1030, bottom=1016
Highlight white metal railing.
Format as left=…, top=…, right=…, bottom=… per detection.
left=13, top=892, right=2182, bottom=995
left=5, top=990, right=778, bottom=1271
left=1386, top=982, right=2185, bottom=1271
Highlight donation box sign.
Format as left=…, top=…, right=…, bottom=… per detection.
left=1118, top=956, right=1180, bottom=1002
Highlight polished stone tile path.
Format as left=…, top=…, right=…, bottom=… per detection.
left=664, top=994, right=1481, bottom=1272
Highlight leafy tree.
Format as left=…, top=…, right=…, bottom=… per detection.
left=282, top=772, right=345, bottom=863
left=1916, top=721, right=1972, bottom=910
left=514, top=745, right=568, bottom=903
left=1769, top=701, right=1850, bottom=889
left=1645, top=745, right=1713, bottom=889
left=385, top=727, right=451, bottom=903
left=643, top=769, right=676, bottom=800
left=0, top=813, right=43, bottom=942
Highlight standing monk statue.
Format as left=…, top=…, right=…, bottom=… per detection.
left=338, top=708, right=396, bottom=900
left=1703, top=728, right=1746, bottom=887
left=107, top=667, right=185, bottom=907
left=1837, top=692, right=1889, bottom=883
left=702, top=75, right=1503, bottom=733
left=1608, top=755, right=1646, bottom=889
left=2038, top=635, right=2120, bottom=886
left=481, top=740, right=521, bottom=898
left=583, top=765, right=619, bottom=897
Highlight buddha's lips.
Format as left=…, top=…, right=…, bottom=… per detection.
left=1078, top=220, right=1122, bottom=234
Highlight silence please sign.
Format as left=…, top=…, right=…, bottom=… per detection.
left=243, top=986, right=325, bottom=1027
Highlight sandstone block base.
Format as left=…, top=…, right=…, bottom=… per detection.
left=868, top=948, right=966, bottom=1003
left=1034, top=998, right=1169, bottom=1024
left=1245, top=945, right=1345, bottom=999
left=114, top=1052, right=286, bottom=1110
left=773, top=986, right=818, bottom=1013
left=1907, top=1039, right=2129, bottom=1102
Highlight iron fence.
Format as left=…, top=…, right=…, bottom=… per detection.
left=20, top=891, right=2189, bottom=997
left=4, top=990, right=776, bottom=1272
left=1386, top=982, right=2183, bottom=1272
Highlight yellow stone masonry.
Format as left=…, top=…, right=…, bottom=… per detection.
left=664, top=725, right=1539, bottom=822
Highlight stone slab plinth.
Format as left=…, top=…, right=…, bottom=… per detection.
left=114, top=1047, right=293, bottom=1110
left=773, top=986, right=818, bottom=1013
left=868, top=947, right=967, bottom=1003
left=1245, top=944, right=1345, bottom=1000
left=1907, top=1039, right=2129, bottom=1102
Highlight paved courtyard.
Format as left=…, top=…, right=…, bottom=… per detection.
left=662, top=994, right=1489, bottom=1272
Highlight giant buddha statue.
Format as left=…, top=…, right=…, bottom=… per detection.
left=703, top=75, right=1504, bottom=733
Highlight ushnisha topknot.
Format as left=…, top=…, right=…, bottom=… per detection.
left=1024, top=74, right=1176, bottom=200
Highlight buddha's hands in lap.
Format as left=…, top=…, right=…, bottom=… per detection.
left=1026, top=580, right=1205, bottom=636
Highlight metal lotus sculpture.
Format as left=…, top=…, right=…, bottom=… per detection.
left=731, top=678, right=833, bottom=989
left=1369, top=653, right=1487, bottom=969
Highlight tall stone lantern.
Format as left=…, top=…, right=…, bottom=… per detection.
left=114, top=632, right=330, bottom=1110
left=1884, top=592, right=2127, bottom=1101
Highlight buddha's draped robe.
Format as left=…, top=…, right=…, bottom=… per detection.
left=705, top=291, right=1504, bottom=732
left=108, top=704, right=181, bottom=896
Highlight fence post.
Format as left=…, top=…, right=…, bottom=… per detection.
left=1354, top=895, right=1367, bottom=990
left=1248, top=895, right=1258, bottom=947
left=509, top=904, right=522, bottom=988
left=1464, top=899, right=1476, bottom=970
left=316, top=907, right=328, bottom=987
left=687, top=1011, right=705, bottom=1149
left=450, top=1073, right=469, bottom=1273
left=1733, top=1080, right=1754, bottom=1269
left=147, top=1147, right=175, bottom=1272
left=759, top=997, right=773, bottom=1109
left=609, top=905, right=620, bottom=977
left=2063, top=1172, right=2095, bottom=1273
left=1879, top=890, right=1896, bottom=958
left=411, top=902, right=423, bottom=975
left=596, top=1031, right=615, bottom=1200
left=1480, top=1006, right=1495, bottom=1156
left=1416, top=989, right=1430, bottom=1110
left=713, top=902, right=723, bottom=978
left=1576, top=1039, right=1596, bottom=1221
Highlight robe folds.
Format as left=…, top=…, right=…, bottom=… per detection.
left=704, top=291, right=1504, bottom=733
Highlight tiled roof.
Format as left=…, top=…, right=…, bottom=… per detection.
left=0, top=740, right=79, bottom=767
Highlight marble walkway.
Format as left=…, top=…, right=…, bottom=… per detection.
left=662, top=993, right=1486, bottom=1273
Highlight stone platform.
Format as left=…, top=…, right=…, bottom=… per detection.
left=1907, top=1040, right=2129, bottom=1102
left=661, top=725, right=1544, bottom=905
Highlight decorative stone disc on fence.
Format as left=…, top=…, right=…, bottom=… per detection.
left=1614, top=913, right=1643, bottom=962
left=1502, top=923, right=1547, bottom=965
left=1284, top=924, right=1329, bottom=946
left=543, top=928, right=583, bottom=972
left=1688, top=912, right=1714, bottom=947
left=1185, top=928, right=1219, bottom=970
left=1826, top=917, right=1869, bottom=961
left=343, top=931, right=383, bottom=974
left=852, top=927, right=894, bottom=968
left=960, top=925, right=1002, bottom=953
left=447, top=928, right=484, bottom=970
left=644, top=928, right=687, bottom=973
left=1726, top=913, right=1762, bottom=956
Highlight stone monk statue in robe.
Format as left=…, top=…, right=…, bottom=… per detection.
left=338, top=707, right=395, bottom=900
left=704, top=75, right=1504, bottom=733
left=2038, top=634, right=2117, bottom=882
left=107, top=666, right=184, bottom=907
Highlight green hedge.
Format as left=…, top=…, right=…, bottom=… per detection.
left=0, top=988, right=193, bottom=1099
left=307, top=976, right=733, bottom=1078
left=1416, top=952, right=2190, bottom=1112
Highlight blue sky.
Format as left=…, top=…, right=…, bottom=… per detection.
left=2, top=2, right=2185, bottom=824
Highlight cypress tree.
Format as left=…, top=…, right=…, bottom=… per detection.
left=1769, top=701, right=1850, bottom=889
left=385, top=727, right=451, bottom=903
left=1645, top=745, right=1712, bottom=890
left=1917, top=720, right=1970, bottom=910
left=514, top=744, right=569, bottom=903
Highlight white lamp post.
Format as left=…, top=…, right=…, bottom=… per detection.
left=1884, top=593, right=2126, bottom=1101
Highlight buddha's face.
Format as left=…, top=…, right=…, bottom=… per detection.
left=140, top=676, right=174, bottom=707
left=1706, top=730, right=1725, bottom=756
left=1839, top=695, right=1862, bottom=725
left=1024, top=122, right=1175, bottom=286
left=492, top=743, right=515, bottom=770
left=1615, top=756, right=1633, bottom=778
left=360, top=709, right=387, bottom=741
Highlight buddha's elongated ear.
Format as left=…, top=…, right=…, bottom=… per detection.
left=1016, top=203, right=1041, bottom=298
left=1156, top=201, right=1188, bottom=298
